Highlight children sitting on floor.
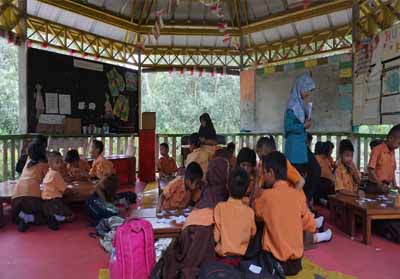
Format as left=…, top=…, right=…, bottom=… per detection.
left=65, top=149, right=90, bottom=181
left=42, top=151, right=75, bottom=230
left=315, top=142, right=336, bottom=201
left=157, top=162, right=203, bottom=212
left=157, top=143, right=178, bottom=181
left=366, top=124, right=400, bottom=194
left=236, top=147, right=257, bottom=200
left=226, top=142, right=236, bottom=169
left=335, top=140, right=361, bottom=196
left=185, top=133, right=211, bottom=177
left=254, top=151, right=322, bottom=276
left=256, top=136, right=305, bottom=190
left=89, top=140, right=119, bottom=203
left=214, top=168, right=256, bottom=265
left=12, top=140, right=48, bottom=232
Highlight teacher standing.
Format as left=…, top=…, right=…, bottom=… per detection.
left=284, top=73, right=317, bottom=199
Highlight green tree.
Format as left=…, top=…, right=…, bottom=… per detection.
left=0, top=37, right=19, bottom=134
left=141, top=72, right=240, bottom=134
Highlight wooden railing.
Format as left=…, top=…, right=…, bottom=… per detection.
left=0, top=132, right=398, bottom=184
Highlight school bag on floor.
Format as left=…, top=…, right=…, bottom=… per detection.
left=85, top=195, right=120, bottom=226
left=110, top=218, right=156, bottom=279
left=198, top=262, right=241, bottom=279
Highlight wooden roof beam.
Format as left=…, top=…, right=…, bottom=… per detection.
left=241, top=0, right=353, bottom=34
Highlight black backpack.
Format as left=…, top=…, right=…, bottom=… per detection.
left=240, top=252, right=285, bottom=279
left=198, top=262, right=241, bottom=279
left=85, top=195, right=119, bottom=225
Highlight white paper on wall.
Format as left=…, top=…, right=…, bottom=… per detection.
left=45, top=93, right=58, bottom=114
left=59, top=94, right=71, bottom=115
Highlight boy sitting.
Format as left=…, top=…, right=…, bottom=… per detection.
left=89, top=140, right=119, bottom=203
left=157, top=162, right=203, bottom=212
left=315, top=142, right=335, bottom=201
left=157, top=143, right=178, bottom=181
left=254, top=151, right=316, bottom=276
left=185, top=133, right=211, bottom=177
left=65, top=149, right=90, bottom=181
left=335, top=140, right=361, bottom=196
left=42, top=151, right=75, bottom=230
left=214, top=167, right=256, bottom=266
left=367, top=124, right=400, bottom=193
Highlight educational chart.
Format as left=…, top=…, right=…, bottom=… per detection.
left=241, top=54, right=352, bottom=133
left=27, top=49, right=139, bottom=134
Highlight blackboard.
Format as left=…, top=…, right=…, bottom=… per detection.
left=27, top=48, right=139, bottom=134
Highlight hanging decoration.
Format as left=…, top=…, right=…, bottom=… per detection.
left=303, top=0, right=311, bottom=9
left=152, top=9, right=165, bottom=40
left=200, top=0, right=220, bottom=6
left=232, top=37, right=240, bottom=50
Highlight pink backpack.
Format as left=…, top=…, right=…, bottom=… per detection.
left=110, top=218, right=156, bottom=279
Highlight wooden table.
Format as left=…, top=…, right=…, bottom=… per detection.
left=63, top=181, right=96, bottom=203
left=130, top=208, right=188, bottom=239
left=329, top=194, right=400, bottom=244
left=0, top=181, right=16, bottom=227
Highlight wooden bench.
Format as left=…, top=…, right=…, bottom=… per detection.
left=330, top=194, right=400, bottom=244
left=130, top=208, right=187, bottom=239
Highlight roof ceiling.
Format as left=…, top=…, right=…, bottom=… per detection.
left=28, top=0, right=353, bottom=50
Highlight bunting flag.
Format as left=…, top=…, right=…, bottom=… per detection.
left=218, top=22, right=228, bottom=33
left=94, top=54, right=100, bottom=61
left=210, top=68, right=216, bottom=77
left=189, top=67, right=194, bottom=75
left=69, top=49, right=76, bottom=56
left=179, top=68, right=185, bottom=75
left=210, top=3, right=224, bottom=18
left=303, top=0, right=311, bottom=9
left=198, top=68, right=204, bottom=77
left=223, top=33, right=231, bottom=45
left=41, top=42, right=48, bottom=48
left=26, top=40, right=33, bottom=48
left=232, top=37, right=240, bottom=50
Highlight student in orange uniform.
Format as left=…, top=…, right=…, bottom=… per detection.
left=214, top=168, right=256, bottom=266
left=366, top=125, right=400, bottom=193
left=256, top=136, right=305, bottom=191
left=315, top=142, right=335, bottom=201
left=236, top=147, right=257, bottom=200
left=254, top=151, right=316, bottom=276
left=185, top=133, right=211, bottom=177
left=12, top=141, right=48, bottom=232
left=157, top=143, right=178, bottom=180
left=89, top=140, right=119, bottom=203
left=42, top=151, right=75, bottom=230
left=227, top=142, right=236, bottom=169
left=158, top=162, right=203, bottom=212
left=335, top=140, right=361, bottom=195
left=65, top=149, right=90, bottom=181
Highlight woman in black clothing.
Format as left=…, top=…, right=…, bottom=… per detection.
left=198, top=113, right=217, bottom=145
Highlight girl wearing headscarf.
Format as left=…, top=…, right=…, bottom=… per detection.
left=198, top=113, right=217, bottom=145
left=201, top=156, right=229, bottom=206
left=284, top=72, right=316, bottom=172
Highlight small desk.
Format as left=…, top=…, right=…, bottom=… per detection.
left=0, top=181, right=16, bottom=227
left=330, top=194, right=400, bottom=244
left=130, top=208, right=188, bottom=239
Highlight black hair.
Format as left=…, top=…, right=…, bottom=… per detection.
left=236, top=147, right=257, bottom=167
left=65, top=149, right=80, bottom=164
left=227, top=142, right=235, bottom=153
left=339, top=139, right=354, bottom=154
left=189, top=133, right=201, bottom=148
left=214, top=148, right=229, bottom=159
left=228, top=167, right=250, bottom=199
left=27, top=141, right=47, bottom=168
left=307, top=133, right=313, bottom=144
left=256, top=134, right=276, bottom=151
left=92, top=140, right=104, bottom=154
left=47, top=150, right=62, bottom=160
left=199, top=113, right=215, bottom=130
left=160, top=143, right=169, bottom=150
left=370, top=139, right=383, bottom=150
left=185, top=162, right=203, bottom=183
left=32, top=134, right=48, bottom=148
left=314, top=141, right=323, bottom=154
left=388, top=124, right=400, bottom=138
left=263, top=151, right=287, bottom=181
left=321, top=141, right=334, bottom=156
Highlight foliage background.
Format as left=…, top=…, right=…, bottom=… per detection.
left=0, top=38, right=19, bottom=134
left=141, top=72, right=240, bottom=134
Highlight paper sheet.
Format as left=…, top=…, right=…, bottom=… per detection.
left=381, top=94, right=400, bottom=113
left=339, top=68, right=352, bottom=78
left=38, top=114, right=65, bottom=125
left=307, top=102, right=313, bottom=120
left=367, top=80, right=381, bottom=99
left=45, top=93, right=58, bottom=114
left=59, top=94, right=71, bottom=115
left=78, top=102, right=85, bottom=110
left=364, top=100, right=379, bottom=120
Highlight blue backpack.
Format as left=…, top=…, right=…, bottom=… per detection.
left=85, top=195, right=119, bottom=225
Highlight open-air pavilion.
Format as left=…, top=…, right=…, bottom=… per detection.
left=0, top=0, right=399, bottom=278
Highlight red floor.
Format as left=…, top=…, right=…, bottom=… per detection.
left=0, top=201, right=399, bottom=279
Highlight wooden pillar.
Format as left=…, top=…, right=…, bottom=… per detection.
left=18, top=0, right=28, bottom=133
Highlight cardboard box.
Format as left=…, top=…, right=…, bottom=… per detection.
left=142, top=112, right=156, bottom=130
left=63, top=118, right=81, bottom=135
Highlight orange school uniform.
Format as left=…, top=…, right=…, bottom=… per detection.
left=316, top=155, right=335, bottom=181
left=42, top=169, right=67, bottom=200
left=161, top=177, right=199, bottom=210
left=12, top=162, right=49, bottom=199
left=368, top=143, right=396, bottom=184
left=185, top=147, right=211, bottom=176
left=67, top=159, right=90, bottom=180
left=255, top=180, right=316, bottom=261
left=89, top=155, right=115, bottom=179
left=157, top=156, right=178, bottom=176
left=229, top=156, right=237, bottom=169
left=214, top=198, right=257, bottom=256
left=183, top=208, right=214, bottom=229
left=335, top=161, right=360, bottom=193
